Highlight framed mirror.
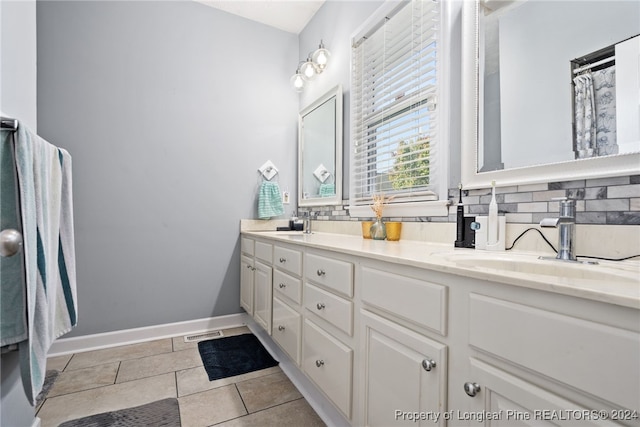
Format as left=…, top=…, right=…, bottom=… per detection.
left=461, top=0, right=640, bottom=189
left=298, top=85, right=343, bottom=206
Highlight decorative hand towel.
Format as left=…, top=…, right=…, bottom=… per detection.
left=0, top=130, right=27, bottom=347
left=14, top=123, right=77, bottom=405
left=258, top=181, right=284, bottom=219
left=319, top=183, right=335, bottom=197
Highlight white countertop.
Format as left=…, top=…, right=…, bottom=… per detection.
left=241, top=230, right=640, bottom=309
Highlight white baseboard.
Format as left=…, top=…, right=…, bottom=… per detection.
left=48, top=313, right=250, bottom=357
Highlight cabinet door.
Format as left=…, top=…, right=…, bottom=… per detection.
left=466, top=358, right=620, bottom=427
left=361, top=310, right=447, bottom=427
left=253, top=260, right=272, bottom=335
left=240, top=255, right=254, bottom=315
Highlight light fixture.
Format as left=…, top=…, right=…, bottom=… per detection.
left=290, top=68, right=306, bottom=92
left=311, top=40, right=330, bottom=72
left=290, top=40, right=331, bottom=92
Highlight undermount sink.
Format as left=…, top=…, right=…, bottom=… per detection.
left=432, top=252, right=639, bottom=285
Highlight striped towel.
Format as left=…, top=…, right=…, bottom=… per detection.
left=258, top=181, right=284, bottom=219
left=14, top=124, right=77, bottom=405
left=319, top=183, right=335, bottom=197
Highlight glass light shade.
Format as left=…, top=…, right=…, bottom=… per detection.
left=300, top=59, right=316, bottom=80
left=312, top=45, right=330, bottom=71
left=290, top=71, right=305, bottom=92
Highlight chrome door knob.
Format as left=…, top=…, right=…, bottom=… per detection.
left=463, top=382, right=481, bottom=397
left=278, top=325, right=285, bottom=331
left=316, top=302, right=326, bottom=310
left=279, top=257, right=287, bottom=263
left=421, top=358, right=436, bottom=372
left=317, top=269, right=325, bottom=276
left=0, top=229, right=23, bottom=257
left=279, top=283, right=286, bottom=288
left=315, top=360, right=324, bottom=367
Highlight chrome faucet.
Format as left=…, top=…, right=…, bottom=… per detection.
left=539, top=198, right=577, bottom=261
left=303, top=211, right=313, bottom=234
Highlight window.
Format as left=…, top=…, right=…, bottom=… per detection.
left=350, top=0, right=449, bottom=217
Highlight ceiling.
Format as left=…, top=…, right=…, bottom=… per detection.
left=195, top=0, right=325, bottom=34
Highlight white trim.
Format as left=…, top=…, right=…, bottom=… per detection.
left=348, top=199, right=450, bottom=218
left=48, top=313, right=249, bottom=357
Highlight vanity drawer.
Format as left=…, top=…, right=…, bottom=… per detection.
left=305, top=252, right=353, bottom=298
left=273, top=246, right=302, bottom=276
left=254, top=241, right=272, bottom=263
left=361, top=266, right=447, bottom=336
left=273, top=269, right=302, bottom=305
left=469, top=293, right=640, bottom=411
left=273, top=297, right=301, bottom=365
left=304, top=282, right=353, bottom=336
left=241, top=237, right=254, bottom=256
left=303, top=319, right=353, bottom=418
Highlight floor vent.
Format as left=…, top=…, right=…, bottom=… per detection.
left=183, top=330, right=223, bottom=343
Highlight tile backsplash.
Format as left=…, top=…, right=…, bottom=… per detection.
left=297, top=175, right=640, bottom=225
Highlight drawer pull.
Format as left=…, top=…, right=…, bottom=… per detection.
left=421, top=358, right=436, bottom=372
left=279, top=257, right=287, bottom=263
left=316, top=302, right=326, bottom=310
left=246, top=265, right=252, bottom=269
left=279, top=283, right=286, bottom=288
left=315, top=360, right=325, bottom=368
left=463, top=382, right=481, bottom=397
left=278, top=325, right=285, bottom=331
left=316, top=269, right=326, bottom=276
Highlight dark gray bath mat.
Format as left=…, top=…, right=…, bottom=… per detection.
left=198, top=333, right=279, bottom=381
left=58, top=398, right=180, bottom=427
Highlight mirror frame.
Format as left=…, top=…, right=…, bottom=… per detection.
left=461, top=0, right=640, bottom=190
left=298, top=84, right=343, bottom=207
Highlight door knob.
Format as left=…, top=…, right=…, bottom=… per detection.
left=463, top=382, right=481, bottom=397
left=421, top=358, right=436, bottom=372
left=0, top=229, right=23, bottom=257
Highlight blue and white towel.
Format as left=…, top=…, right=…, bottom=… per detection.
left=258, top=181, right=284, bottom=219
left=14, top=124, right=77, bottom=405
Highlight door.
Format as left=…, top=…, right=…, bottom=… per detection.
left=240, top=255, right=254, bottom=315
left=253, top=260, right=272, bottom=334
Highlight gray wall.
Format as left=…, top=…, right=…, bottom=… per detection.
left=1, top=1, right=38, bottom=426
left=37, top=1, right=299, bottom=337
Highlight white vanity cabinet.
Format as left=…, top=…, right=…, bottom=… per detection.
left=240, top=237, right=255, bottom=314
left=461, top=285, right=640, bottom=427
left=359, top=262, right=449, bottom=427
left=303, top=249, right=356, bottom=420
left=272, top=244, right=303, bottom=365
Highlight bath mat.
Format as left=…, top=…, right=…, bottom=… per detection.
left=58, top=398, right=180, bottom=427
left=198, top=333, right=278, bottom=381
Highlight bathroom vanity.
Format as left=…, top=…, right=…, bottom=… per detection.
left=240, top=229, right=640, bottom=427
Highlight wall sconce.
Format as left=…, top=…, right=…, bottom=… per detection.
left=290, top=40, right=331, bottom=92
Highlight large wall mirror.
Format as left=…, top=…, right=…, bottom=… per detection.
left=298, top=85, right=343, bottom=206
left=461, top=0, right=640, bottom=189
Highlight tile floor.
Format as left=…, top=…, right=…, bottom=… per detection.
left=37, top=326, right=326, bottom=427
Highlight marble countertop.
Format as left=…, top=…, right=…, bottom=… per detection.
left=241, top=230, right=640, bottom=309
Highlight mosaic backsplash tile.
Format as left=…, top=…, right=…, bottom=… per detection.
left=297, top=175, right=640, bottom=225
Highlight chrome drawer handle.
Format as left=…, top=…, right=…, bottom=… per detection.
left=316, top=269, right=325, bottom=276
left=421, top=358, right=436, bottom=372
left=278, top=325, right=285, bottom=331
left=279, top=283, right=286, bottom=288
left=315, top=360, right=324, bottom=368
left=316, top=302, right=325, bottom=310
left=463, top=382, right=481, bottom=397
left=279, top=257, right=287, bottom=263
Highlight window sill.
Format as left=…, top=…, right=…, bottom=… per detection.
left=348, top=200, right=451, bottom=219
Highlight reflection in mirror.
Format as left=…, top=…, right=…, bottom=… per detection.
left=461, top=0, right=640, bottom=189
left=298, top=85, right=343, bottom=206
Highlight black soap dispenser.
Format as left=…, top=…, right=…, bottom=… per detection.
left=454, top=183, right=475, bottom=248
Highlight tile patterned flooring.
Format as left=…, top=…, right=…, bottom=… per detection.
left=37, top=326, right=326, bottom=427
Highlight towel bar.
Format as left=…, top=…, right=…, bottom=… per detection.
left=1, top=116, right=18, bottom=131
left=1, top=343, right=19, bottom=354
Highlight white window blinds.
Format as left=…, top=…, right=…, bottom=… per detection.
left=351, top=0, right=441, bottom=207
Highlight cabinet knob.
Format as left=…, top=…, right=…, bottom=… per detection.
left=316, top=269, right=325, bottom=276
left=421, top=358, right=436, bottom=372
left=316, top=302, right=326, bottom=310
left=0, top=229, right=23, bottom=258
left=246, top=264, right=252, bottom=269
left=278, top=325, right=285, bottom=331
left=315, top=359, right=324, bottom=368
left=279, top=257, right=287, bottom=263
left=463, top=382, right=481, bottom=397
left=279, top=283, right=286, bottom=288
